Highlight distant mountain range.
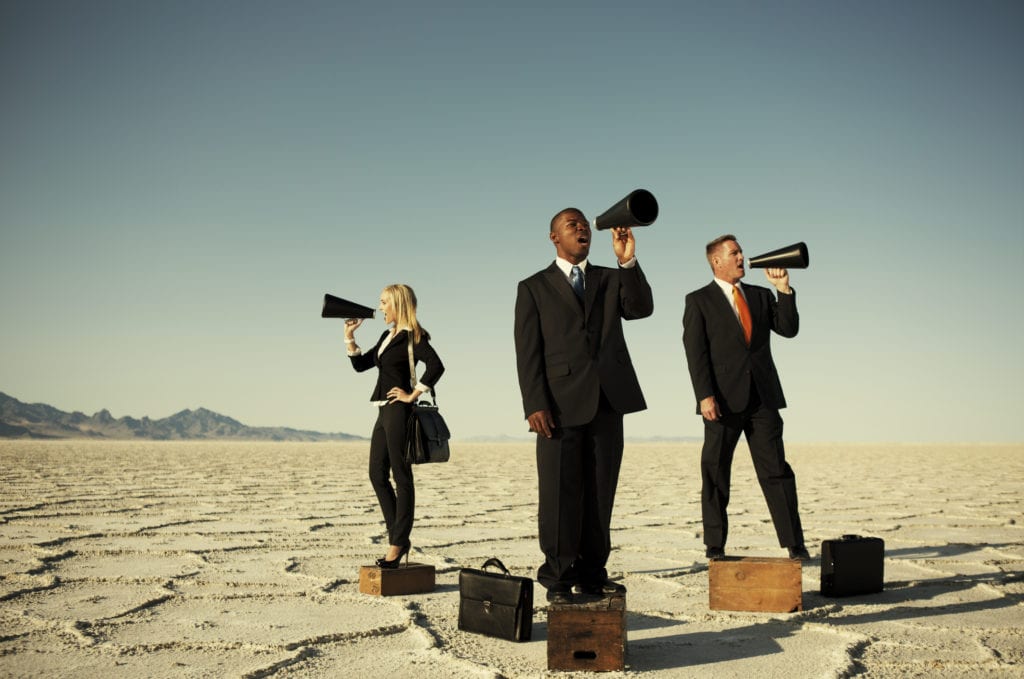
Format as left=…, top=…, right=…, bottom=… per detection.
left=0, top=392, right=363, bottom=441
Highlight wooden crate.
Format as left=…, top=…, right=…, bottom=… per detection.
left=547, top=595, right=626, bottom=672
left=359, top=563, right=435, bottom=596
left=709, top=556, right=802, bottom=612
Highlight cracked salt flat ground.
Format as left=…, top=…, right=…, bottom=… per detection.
left=1, top=440, right=1021, bottom=678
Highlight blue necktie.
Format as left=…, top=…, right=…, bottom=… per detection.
left=570, top=265, right=584, bottom=299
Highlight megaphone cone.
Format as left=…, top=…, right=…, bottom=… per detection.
left=593, top=189, right=659, bottom=231
left=748, top=242, right=809, bottom=269
left=321, top=294, right=376, bottom=319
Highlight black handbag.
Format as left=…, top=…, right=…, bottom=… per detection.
left=405, top=402, right=451, bottom=464
left=404, top=336, right=451, bottom=464
left=458, top=558, right=533, bottom=642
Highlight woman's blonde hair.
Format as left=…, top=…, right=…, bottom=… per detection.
left=383, top=283, right=429, bottom=343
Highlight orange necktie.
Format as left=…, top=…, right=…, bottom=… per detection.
left=733, top=285, right=752, bottom=345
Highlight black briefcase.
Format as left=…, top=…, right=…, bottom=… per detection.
left=821, top=534, right=884, bottom=597
left=458, top=558, right=533, bottom=642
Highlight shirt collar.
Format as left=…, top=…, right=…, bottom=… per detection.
left=386, top=325, right=413, bottom=338
left=555, top=257, right=588, bottom=278
left=714, top=277, right=744, bottom=298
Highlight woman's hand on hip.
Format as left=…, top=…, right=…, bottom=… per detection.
left=387, top=387, right=417, bottom=404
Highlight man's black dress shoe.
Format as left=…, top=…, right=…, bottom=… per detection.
left=546, top=584, right=573, bottom=604
left=705, top=546, right=725, bottom=559
left=788, top=545, right=811, bottom=561
left=574, top=580, right=627, bottom=597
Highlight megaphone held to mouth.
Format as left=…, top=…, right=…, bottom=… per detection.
left=593, top=189, right=659, bottom=231
left=321, top=294, right=376, bottom=319
left=748, top=242, right=809, bottom=269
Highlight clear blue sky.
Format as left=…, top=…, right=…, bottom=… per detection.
left=2, top=1, right=1022, bottom=442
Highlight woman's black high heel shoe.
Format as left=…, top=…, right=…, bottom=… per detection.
left=376, top=544, right=411, bottom=569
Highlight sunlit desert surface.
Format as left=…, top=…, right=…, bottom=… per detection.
left=1, top=440, right=1021, bottom=678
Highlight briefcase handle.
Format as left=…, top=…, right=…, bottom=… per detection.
left=481, top=557, right=512, bottom=576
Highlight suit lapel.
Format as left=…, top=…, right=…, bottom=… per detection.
left=376, top=329, right=407, bottom=361
left=706, top=281, right=747, bottom=347
left=543, top=263, right=585, bottom=319
left=584, top=265, right=602, bottom=317
left=740, top=283, right=761, bottom=334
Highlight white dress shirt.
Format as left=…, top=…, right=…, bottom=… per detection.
left=713, top=277, right=747, bottom=323
left=554, top=254, right=637, bottom=285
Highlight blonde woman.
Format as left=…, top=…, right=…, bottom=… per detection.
left=345, top=284, right=444, bottom=568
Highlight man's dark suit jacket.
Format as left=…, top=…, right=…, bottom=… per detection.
left=350, top=329, right=444, bottom=401
left=515, top=262, right=654, bottom=427
left=682, top=282, right=798, bottom=415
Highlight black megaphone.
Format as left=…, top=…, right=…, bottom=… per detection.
left=593, top=189, right=659, bottom=231
left=321, top=294, right=376, bottom=319
left=748, top=242, right=809, bottom=269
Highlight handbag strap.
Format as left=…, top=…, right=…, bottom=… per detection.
left=406, top=334, right=416, bottom=390
left=482, top=557, right=511, bottom=576
left=406, top=332, right=437, bottom=404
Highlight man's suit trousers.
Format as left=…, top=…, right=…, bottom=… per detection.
left=535, top=393, right=624, bottom=589
left=700, top=385, right=804, bottom=550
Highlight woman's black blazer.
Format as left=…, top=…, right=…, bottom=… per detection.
left=350, top=329, right=444, bottom=401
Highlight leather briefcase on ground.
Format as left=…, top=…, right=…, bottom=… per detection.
left=821, top=534, right=884, bottom=597
left=458, top=558, right=533, bottom=642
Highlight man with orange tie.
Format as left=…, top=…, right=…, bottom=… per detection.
left=682, top=234, right=809, bottom=561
